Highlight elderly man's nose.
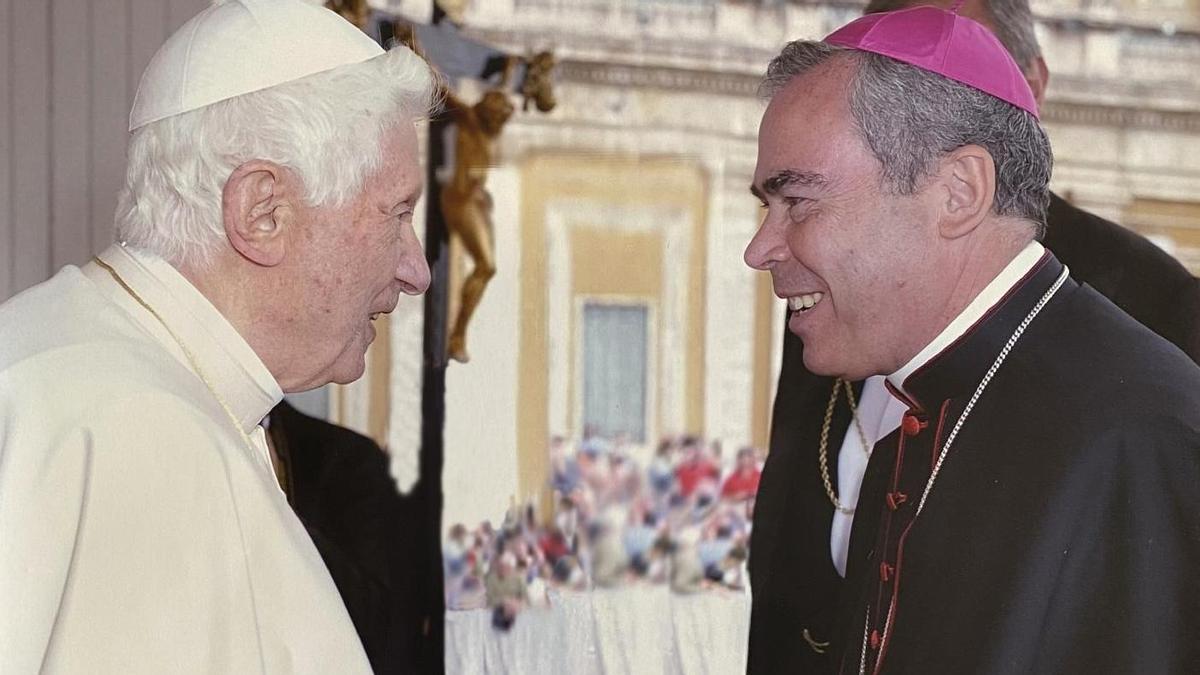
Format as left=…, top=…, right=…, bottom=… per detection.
left=398, top=250, right=431, bottom=295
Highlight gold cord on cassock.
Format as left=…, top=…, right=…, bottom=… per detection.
left=803, top=628, right=830, bottom=654
left=92, top=256, right=262, bottom=462
left=818, top=378, right=872, bottom=515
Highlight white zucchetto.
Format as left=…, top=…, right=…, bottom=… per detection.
left=129, top=0, right=383, bottom=132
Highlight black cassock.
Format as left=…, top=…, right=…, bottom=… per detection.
left=827, top=253, right=1200, bottom=674
left=746, top=194, right=1200, bottom=675
left=267, top=402, right=431, bottom=675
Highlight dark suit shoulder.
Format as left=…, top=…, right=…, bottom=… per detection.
left=1045, top=193, right=1193, bottom=295
left=273, top=400, right=385, bottom=459
left=1026, top=283, right=1200, bottom=428
left=1045, top=193, right=1200, bottom=361
left=269, top=403, right=404, bottom=674
left=270, top=401, right=398, bottom=524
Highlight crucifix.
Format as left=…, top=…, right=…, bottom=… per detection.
left=326, top=2, right=556, bottom=671
left=438, top=52, right=556, bottom=363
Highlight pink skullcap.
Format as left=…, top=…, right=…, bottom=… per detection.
left=823, top=4, right=1039, bottom=119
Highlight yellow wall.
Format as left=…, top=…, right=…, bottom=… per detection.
left=1124, top=197, right=1200, bottom=274
left=516, top=153, right=709, bottom=515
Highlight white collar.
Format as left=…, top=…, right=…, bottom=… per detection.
left=888, top=241, right=1045, bottom=396
left=87, top=243, right=282, bottom=433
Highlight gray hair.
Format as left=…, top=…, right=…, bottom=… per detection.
left=863, top=0, right=1042, bottom=73
left=115, top=47, right=438, bottom=270
left=760, top=42, right=1051, bottom=236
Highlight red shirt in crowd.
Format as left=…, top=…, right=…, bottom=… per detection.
left=676, top=460, right=721, bottom=498
left=720, top=467, right=762, bottom=501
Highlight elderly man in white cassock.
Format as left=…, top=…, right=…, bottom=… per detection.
left=0, top=1, right=434, bottom=672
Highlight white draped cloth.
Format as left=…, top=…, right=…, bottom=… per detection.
left=0, top=244, right=370, bottom=674
left=446, top=587, right=750, bottom=674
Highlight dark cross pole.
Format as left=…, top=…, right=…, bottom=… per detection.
left=377, top=12, right=514, bottom=673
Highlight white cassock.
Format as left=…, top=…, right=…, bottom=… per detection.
left=0, top=243, right=371, bottom=674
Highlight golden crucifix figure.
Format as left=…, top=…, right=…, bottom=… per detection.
left=364, top=0, right=557, bottom=364
left=442, top=54, right=556, bottom=363
left=442, top=78, right=515, bottom=364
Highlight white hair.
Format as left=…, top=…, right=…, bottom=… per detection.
left=115, top=46, right=438, bottom=269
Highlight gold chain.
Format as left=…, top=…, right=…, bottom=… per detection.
left=803, top=628, right=830, bottom=655
left=818, top=378, right=872, bottom=515
left=92, top=256, right=259, bottom=456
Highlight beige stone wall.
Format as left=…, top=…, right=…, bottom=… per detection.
left=431, top=0, right=1200, bottom=524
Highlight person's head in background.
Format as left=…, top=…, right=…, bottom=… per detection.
left=864, top=0, right=1048, bottom=105
left=735, top=446, right=758, bottom=472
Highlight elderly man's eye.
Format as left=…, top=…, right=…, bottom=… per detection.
left=785, top=197, right=810, bottom=219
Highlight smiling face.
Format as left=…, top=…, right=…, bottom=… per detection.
left=744, top=57, right=945, bottom=380
left=281, top=123, right=430, bottom=389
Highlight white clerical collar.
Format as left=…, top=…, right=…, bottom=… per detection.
left=89, top=243, right=283, bottom=433
left=888, top=240, right=1046, bottom=397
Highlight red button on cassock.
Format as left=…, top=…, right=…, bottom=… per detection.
left=885, top=491, right=908, bottom=511
left=901, top=413, right=923, bottom=437
left=879, top=561, right=894, bottom=582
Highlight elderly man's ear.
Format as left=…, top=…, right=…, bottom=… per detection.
left=222, top=160, right=295, bottom=267
left=934, top=144, right=996, bottom=240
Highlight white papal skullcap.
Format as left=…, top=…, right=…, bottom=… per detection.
left=128, top=0, right=384, bottom=132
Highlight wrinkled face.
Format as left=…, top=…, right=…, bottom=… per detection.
left=744, top=59, right=939, bottom=380
left=285, top=124, right=430, bottom=389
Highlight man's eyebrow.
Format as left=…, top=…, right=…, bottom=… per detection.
left=383, top=187, right=424, bottom=213
left=762, top=169, right=828, bottom=195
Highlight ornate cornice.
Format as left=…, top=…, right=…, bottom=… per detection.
left=554, top=58, right=1200, bottom=134
left=1041, top=101, right=1200, bottom=134
left=557, top=59, right=760, bottom=98
left=461, top=27, right=774, bottom=77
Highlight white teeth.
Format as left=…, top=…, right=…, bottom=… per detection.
left=788, top=292, right=824, bottom=312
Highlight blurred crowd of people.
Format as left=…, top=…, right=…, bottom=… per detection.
left=442, top=432, right=763, bottom=630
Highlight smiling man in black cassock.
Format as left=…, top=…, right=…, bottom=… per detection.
left=743, top=4, right=1200, bottom=673
left=746, top=2, right=1200, bottom=673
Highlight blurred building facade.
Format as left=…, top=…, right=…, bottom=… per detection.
left=420, top=0, right=1200, bottom=526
